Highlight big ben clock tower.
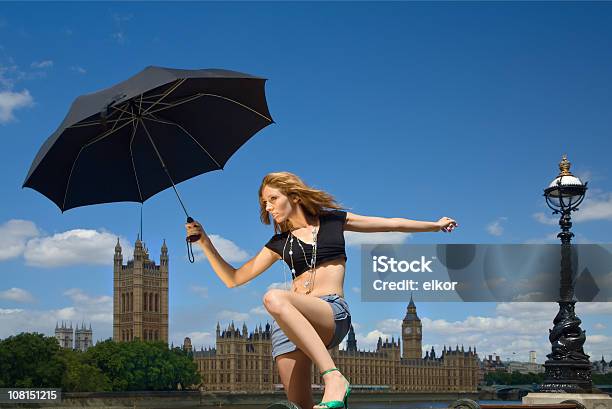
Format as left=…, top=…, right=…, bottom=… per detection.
left=402, top=294, right=422, bottom=359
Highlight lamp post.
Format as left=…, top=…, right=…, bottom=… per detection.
left=540, top=154, right=591, bottom=393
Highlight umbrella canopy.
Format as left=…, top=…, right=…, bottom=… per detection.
left=22, top=65, right=274, bottom=212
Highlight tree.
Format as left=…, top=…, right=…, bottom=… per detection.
left=58, top=349, right=111, bottom=392
left=0, top=333, right=65, bottom=388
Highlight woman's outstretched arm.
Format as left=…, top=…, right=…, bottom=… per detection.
left=344, top=212, right=458, bottom=233
left=185, top=219, right=280, bottom=288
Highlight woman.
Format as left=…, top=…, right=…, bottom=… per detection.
left=185, top=171, right=457, bottom=409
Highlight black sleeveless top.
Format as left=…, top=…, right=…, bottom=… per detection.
left=264, top=210, right=347, bottom=277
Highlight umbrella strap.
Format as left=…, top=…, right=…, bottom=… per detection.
left=187, top=239, right=195, bottom=263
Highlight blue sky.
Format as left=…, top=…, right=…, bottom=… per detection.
left=1, top=2, right=611, bottom=364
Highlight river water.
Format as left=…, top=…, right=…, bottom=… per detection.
left=214, top=400, right=522, bottom=409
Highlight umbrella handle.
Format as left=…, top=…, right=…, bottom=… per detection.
left=186, top=217, right=202, bottom=243
left=186, top=217, right=201, bottom=264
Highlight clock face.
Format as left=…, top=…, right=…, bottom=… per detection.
left=404, top=327, right=412, bottom=335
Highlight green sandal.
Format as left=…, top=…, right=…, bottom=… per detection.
left=314, top=368, right=351, bottom=409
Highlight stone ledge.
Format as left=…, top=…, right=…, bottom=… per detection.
left=523, top=392, right=612, bottom=409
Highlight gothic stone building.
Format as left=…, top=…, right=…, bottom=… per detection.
left=54, top=321, right=93, bottom=352
left=190, top=296, right=480, bottom=392
left=113, top=237, right=169, bottom=343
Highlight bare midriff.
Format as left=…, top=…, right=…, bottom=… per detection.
left=290, top=258, right=346, bottom=298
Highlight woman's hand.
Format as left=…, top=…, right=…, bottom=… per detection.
left=185, top=219, right=207, bottom=243
left=436, top=217, right=458, bottom=233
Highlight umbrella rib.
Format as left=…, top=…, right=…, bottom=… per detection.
left=68, top=116, right=132, bottom=129
left=147, top=92, right=273, bottom=123
left=82, top=116, right=136, bottom=149
left=141, top=78, right=186, bottom=116
left=62, top=118, right=136, bottom=211
left=111, top=104, right=135, bottom=118
left=128, top=118, right=144, bottom=203
left=142, top=114, right=223, bottom=169
left=138, top=118, right=190, bottom=218
left=108, top=105, right=128, bottom=134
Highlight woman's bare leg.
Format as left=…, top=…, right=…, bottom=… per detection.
left=264, top=289, right=349, bottom=409
left=276, top=349, right=314, bottom=409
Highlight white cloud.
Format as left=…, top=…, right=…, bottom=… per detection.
left=70, top=65, right=86, bottom=74
left=30, top=60, right=53, bottom=69
left=0, top=220, right=138, bottom=267
left=376, top=318, right=402, bottom=335
left=486, top=217, right=507, bottom=236
left=189, top=285, right=208, bottom=298
left=0, top=61, right=22, bottom=89
left=0, top=219, right=40, bottom=260
left=389, top=302, right=612, bottom=362
left=0, top=89, right=33, bottom=123
left=523, top=232, right=560, bottom=244
left=587, top=334, right=610, bottom=344
left=532, top=212, right=558, bottom=226
left=344, top=231, right=412, bottom=247
left=174, top=331, right=215, bottom=350
left=573, top=192, right=612, bottom=222
left=193, top=234, right=249, bottom=263
left=575, top=302, right=612, bottom=315
left=267, top=281, right=292, bottom=291
left=354, top=329, right=392, bottom=352
left=0, top=288, right=34, bottom=303
left=249, top=305, right=269, bottom=316
left=63, top=288, right=113, bottom=323
left=594, top=323, right=606, bottom=330
left=0, top=289, right=112, bottom=341
left=217, top=309, right=249, bottom=322
left=111, top=13, right=133, bottom=45
left=24, top=229, right=134, bottom=267
left=534, top=191, right=612, bottom=224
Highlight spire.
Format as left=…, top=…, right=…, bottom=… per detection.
left=404, top=293, right=420, bottom=321
left=115, top=237, right=122, bottom=252
left=161, top=238, right=168, bottom=253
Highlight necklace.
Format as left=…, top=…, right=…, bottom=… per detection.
left=282, top=221, right=318, bottom=294
left=292, top=226, right=318, bottom=288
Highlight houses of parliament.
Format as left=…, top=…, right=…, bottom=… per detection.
left=113, top=238, right=480, bottom=393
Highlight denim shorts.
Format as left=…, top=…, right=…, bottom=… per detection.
left=271, top=293, right=351, bottom=360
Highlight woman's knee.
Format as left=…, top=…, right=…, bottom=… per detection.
left=263, top=289, right=287, bottom=315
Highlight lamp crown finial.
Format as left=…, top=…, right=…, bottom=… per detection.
left=559, top=154, right=573, bottom=176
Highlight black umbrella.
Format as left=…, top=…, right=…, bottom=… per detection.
left=23, top=65, right=274, bottom=261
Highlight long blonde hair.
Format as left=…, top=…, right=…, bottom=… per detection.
left=258, top=172, right=346, bottom=234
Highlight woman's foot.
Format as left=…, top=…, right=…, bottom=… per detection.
left=313, top=368, right=350, bottom=409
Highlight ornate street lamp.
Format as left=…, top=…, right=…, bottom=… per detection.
left=540, top=154, right=591, bottom=393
